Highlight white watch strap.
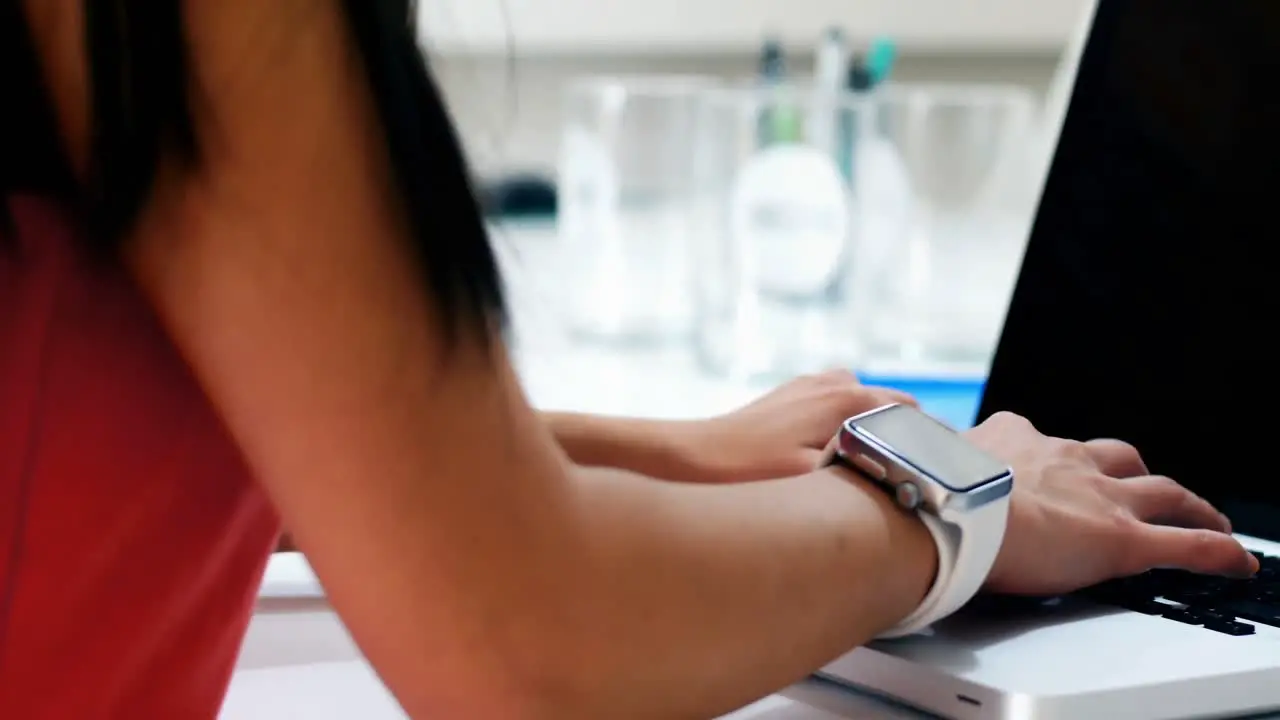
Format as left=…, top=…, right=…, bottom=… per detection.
left=878, top=498, right=1009, bottom=638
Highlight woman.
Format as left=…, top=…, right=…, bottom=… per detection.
left=0, top=2, right=1255, bottom=718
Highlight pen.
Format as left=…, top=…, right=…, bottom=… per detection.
left=756, top=38, right=785, bottom=148
left=838, top=54, right=874, bottom=183
left=755, top=37, right=801, bottom=147
left=808, top=27, right=848, bottom=154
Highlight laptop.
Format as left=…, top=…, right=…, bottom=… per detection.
left=817, top=0, right=1280, bottom=717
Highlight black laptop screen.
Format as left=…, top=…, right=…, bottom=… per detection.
left=977, top=0, right=1280, bottom=538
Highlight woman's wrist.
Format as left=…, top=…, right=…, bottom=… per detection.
left=819, top=464, right=940, bottom=631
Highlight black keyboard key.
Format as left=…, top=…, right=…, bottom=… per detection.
left=1204, top=619, right=1256, bottom=636
left=1165, top=590, right=1216, bottom=606
left=1122, top=599, right=1168, bottom=615
left=1193, top=608, right=1231, bottom=623
left=1080, top=557, right=1280, bottom=635
left=1220, top=600, right=1280, bottom=629
left=1163, top=608, right=1204, bottom=625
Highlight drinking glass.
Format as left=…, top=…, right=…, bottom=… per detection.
left=850, top=83, right=1038, bottom=378
left=556, top=75, right=715, bottom=345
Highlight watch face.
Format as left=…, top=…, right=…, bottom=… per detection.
left=853, top=405, right=1008, bottom=491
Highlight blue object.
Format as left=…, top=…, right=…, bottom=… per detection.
left=858, top=374, right=986, bottom=429
left=866, top=37, right=898, bottom=86
left=845, top=55, right=874, bottom=93
left=481, top=174, right=557, bottom=218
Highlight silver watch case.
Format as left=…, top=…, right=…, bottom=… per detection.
left=825, top=404, right=1013, bottom=517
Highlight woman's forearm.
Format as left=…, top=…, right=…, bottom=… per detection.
left=275, top=412, right=695, bottom=552
left=544, top=411, right=709, bottom=482
left=509, top=464, right=937, bottom=719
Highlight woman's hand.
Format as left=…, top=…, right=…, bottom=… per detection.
left=968, top=412, right=1257, bottom=596
left=690, top=370, right=916, bottom=483
left=545, top=370, right=914, bottom=484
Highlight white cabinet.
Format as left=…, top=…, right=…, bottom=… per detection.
left=419, top=0, right=1090, bottom=54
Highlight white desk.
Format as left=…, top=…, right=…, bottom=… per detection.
left=223, top=657, right=920, bottom=719
left=231, top=559, right=921, bottom=719
left=234, top=569, right=919, bottom=720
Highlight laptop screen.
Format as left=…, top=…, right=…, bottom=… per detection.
left=977, top=0, right=1280, bottom=539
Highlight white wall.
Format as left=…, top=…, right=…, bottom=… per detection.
left=420, top=0, right=1089, bottom=54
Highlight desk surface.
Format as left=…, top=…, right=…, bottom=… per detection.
left=222, top=657, right=922, bottom=720
left=245, top=556, right=933, bottom=719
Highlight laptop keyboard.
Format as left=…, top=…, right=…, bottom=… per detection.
left=1081, top=552, right=1280, bottom=636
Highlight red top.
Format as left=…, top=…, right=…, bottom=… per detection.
left=0, top=197, right=280, bottom=718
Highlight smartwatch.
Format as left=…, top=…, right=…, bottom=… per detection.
left=819, top=403, right=1013, bottom=638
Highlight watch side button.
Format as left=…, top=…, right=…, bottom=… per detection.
left=895, top=482, right=923, bottom=510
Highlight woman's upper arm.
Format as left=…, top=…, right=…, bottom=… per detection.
left=24, top=1, right=579, bottom=713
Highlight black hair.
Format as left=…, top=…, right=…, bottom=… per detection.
left=0, top=0, right=506, bottom=341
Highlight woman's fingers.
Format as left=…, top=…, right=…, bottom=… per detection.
left=870, top=387, right=919, bottom=408
left=1084, top=438, right=1148, bottom=478
left=1127, top=524, right=1258, bottom=578
left=827, top=386, right=919, bottom=422
left=1118, top=475, right=1232, bottom=532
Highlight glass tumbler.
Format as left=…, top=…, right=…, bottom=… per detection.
left=555, top=75, right=715, bottom=345
left=850, top=84, right=1038, bottom=378
left=691, top=84, right=874, bottom=381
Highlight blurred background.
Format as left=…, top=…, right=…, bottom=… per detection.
left=417, top=0, right=1093, bottom=427
left=427, top=0, right=1083, bottom=174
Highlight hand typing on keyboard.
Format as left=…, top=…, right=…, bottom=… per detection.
left=1082, top=555, right=1280, bottom=636
left=964, top=412, right=1258, bottom=597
